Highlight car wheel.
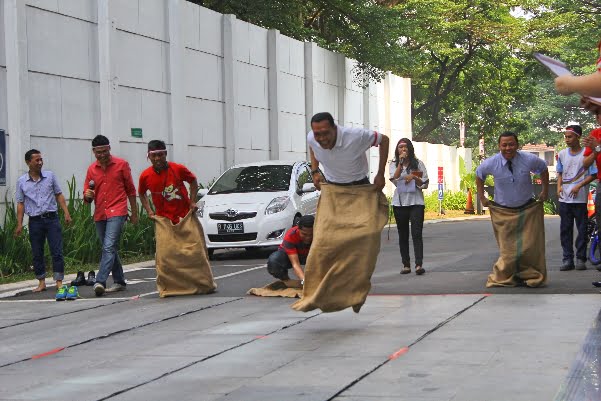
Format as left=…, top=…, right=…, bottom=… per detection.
left=293, top=214, right=301, bottom=227
left=207, top=248, right=215, bottom=260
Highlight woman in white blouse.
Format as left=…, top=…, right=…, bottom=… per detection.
left=389, top=138, right=429, bottom=275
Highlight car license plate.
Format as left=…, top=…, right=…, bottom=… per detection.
left=217, top=222, right=244, bottom=234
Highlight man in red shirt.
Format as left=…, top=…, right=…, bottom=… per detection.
left=138, top=140, right=199, bottom=223
left=84, top=135, right=138, bottom=296
left=267, top=215, right=314, bottom=286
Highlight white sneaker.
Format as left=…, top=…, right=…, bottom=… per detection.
left=105, top=283, right=126, bottom=293
left=93, top=283, right=105, bottom=297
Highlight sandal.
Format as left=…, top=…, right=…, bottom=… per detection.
left=415, top=266, right=425, bottom=275
left=400, top=266, right=411, bottom=274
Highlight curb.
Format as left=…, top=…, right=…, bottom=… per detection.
left=0, top=260, right=155, bottom=296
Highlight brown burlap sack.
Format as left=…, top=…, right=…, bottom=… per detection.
left=154, top=211, right=217, bottom=297
left=486, top=200, right=547, bottom=288
left=247, top=280, right=303, bottom=298
left=291, top=183, right=389, bottom=313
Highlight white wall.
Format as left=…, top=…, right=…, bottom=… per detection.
left=0, top=0, right=466, bottom=203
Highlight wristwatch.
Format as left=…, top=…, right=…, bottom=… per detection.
left=311, top=169, right=320, bottom=175
left=595, top=145, right=601, bottom=153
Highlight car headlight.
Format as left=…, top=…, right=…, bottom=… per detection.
left=265, top=196, right=290, bottom=215
left=196, top=200, right=205, bottom=218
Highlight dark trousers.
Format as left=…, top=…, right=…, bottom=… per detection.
left=393, top=205, right=425, bottom=267
left=28, top=215, right=65, bottom=281
left=560, top=202, right=589, bottom=263
left=267, top=249, right=306, bottom=280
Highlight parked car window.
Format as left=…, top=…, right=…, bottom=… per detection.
left=209, top=165, right=293, bottom=194
left=296, top=165, right=312, bottom=192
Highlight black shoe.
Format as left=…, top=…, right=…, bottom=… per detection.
left=593, top=282, right=601, bottom=288
left=560, top=263, right=575, bottom=271
left=86, top=271, right=96, bottom=286
left=70, top=271, right=86, bottom=287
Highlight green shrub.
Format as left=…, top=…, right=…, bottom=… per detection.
left=424, top=190, right=467, bottom=212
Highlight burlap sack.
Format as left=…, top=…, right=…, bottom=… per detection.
left=291, top=183, right=389, bottom=313
left=247, top=280, right=303, bottom=298
left=486, top=200, right=547, bottom=288
left=154, top=211, right=217, bottom=297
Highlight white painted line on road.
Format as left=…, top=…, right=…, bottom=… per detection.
left=213, top=264, right=266, bottom=279
left=0, top=264, right=267, bottom=302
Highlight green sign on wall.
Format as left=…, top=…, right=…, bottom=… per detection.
left=131, top=128, right=143, bottom=138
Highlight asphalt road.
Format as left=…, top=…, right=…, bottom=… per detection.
left=5, top=215, right=599, bottom=301
left=2, top=216, right=600, bottom=401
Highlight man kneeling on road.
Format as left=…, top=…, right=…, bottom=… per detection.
left=267, top=215, right=314, bottom=287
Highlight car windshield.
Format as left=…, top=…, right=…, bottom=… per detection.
left=209, top=165, right=293, bottom=194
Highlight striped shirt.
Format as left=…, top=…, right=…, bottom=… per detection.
left=15, top=171, right=62, bottom=216
left=278, top=227, right=311, bottom=263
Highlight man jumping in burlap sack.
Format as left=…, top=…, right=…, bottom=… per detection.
left=139, top=140, right=216, bottom=297
left=291, top=112, right=389, bottom=313
left=476, top=131, right=549, bottom=288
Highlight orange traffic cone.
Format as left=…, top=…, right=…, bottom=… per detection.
left=465, top=188, right=475, bottom=214
left=588, top=191, right=595, bottom=218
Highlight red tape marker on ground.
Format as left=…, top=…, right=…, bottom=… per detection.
left=32, top=347, right=65, bottom=359
left=388, top=347, right=409, bottom=360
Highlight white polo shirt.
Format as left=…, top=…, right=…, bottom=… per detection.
left=308, top=125, right=382, bottom=183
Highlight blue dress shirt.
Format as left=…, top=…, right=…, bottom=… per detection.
left=476, top=151, right=548, bottom=208
left=15, top=171, right=63, bottom=216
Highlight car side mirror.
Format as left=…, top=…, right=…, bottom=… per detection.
left=301, top=183, right=316, bottom=193
left=197, top=188, right=209, bottom=199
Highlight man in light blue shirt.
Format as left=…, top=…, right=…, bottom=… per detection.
left=15, top=149, right=72, bottom=294
left=476, top=132, right=549, bottom=208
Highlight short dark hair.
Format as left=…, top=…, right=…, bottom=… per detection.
left=148, top=140, right=167, bottom=151
left=25, top=149, right=40, bottom=162
left=298, top=215, right=315, bottom=229
left=311, top=112, right=335, bottom=127
left=92, top=135, right=110, bottom=147
left=565, top=125, right=582, bottom=136
left=498, top=131, right=519, bottom=144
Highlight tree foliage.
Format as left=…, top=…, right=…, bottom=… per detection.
left=189, top=0, right=601, bottom=155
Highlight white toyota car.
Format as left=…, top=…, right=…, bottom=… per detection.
left=196, top=160, right=320, bottom=258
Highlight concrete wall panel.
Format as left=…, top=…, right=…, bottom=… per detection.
left=198, top=6, right=222, bottom=56
left=188, top=145, right=225, bottom=184
left=116, top=31, right=168, bottom=92
left=60, top=77, right=100, bottom=140
left=112, top=0, right=138, bottom=33
left=26, top=0, right=58, bottom=12
left=28, top=72, right=62, bottom=138
left=0, top=0, right=5, bottom=67
left=236, top=148, right=270, bottom=165
left=183, top=1, right=200, bottom=50
left=27, top=7, right=98, bottom=81
left=184, top=49, right=222, bottom=101
left=313, top=83, right=338, bottom=120
left=30, top=136, right=92, bottom=187
left=119, top=141, right=153, bottom=183
left=234, top=20, right=267, bottom=67
left=58, top=0, right=97, bottom=23
left=116, top=87, right=170, bottom=144
left=279, top=113, right=306, bottom=153
left=279, top=74, right=304, bottom=115
left=186, top=97, right=224, bottom=148
left=0, top=68, right=6, bottom=131
left=345, top=88, right=363, bottom=126
left=138, top=0, right=168, bottom=42
left=235, top=106, right=269, bottom=150
left=236, top=63, right=268, bottom=109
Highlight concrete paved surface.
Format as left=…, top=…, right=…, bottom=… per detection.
left=0, top=216, right=599, bottom=400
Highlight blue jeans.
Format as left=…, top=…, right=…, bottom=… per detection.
left=95, top=216, right=127, bottom=286
left=28, top=214, right=64, bottom=281
left=559, top=202, right=588, bottom=263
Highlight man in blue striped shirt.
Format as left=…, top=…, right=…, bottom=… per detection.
left=15, top=149, right=72, bottom=293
